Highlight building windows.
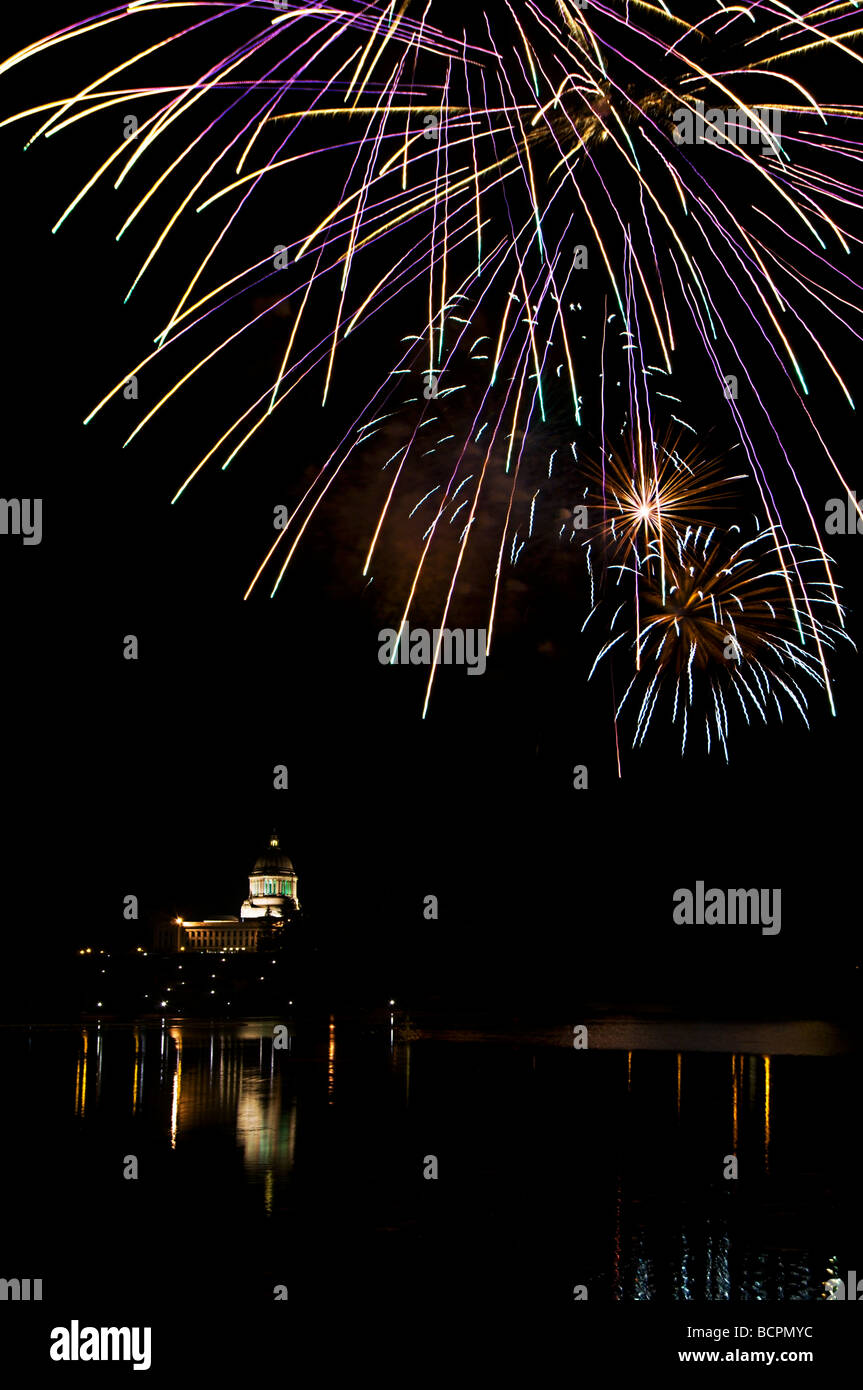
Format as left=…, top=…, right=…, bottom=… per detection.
left=251, top=875, right=295, bottom=898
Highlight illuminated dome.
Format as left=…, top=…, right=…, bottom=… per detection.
left=241, top=831, right=300, bottom=921
left=253, top=831, right=294, bottom=874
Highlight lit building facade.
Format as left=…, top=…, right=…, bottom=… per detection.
left=156, top=832, right=300, bottom=953
left=240, top=832, right=300, bottom=921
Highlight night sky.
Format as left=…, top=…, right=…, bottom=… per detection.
left=2, top=1, right=861, bottom=1011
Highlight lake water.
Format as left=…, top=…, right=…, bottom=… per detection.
left=1, top=1013, right=856, bottom=1309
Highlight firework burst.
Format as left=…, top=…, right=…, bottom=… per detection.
left=587, top=522, right=853, bottom=758
left=3, top=1, right=862, bottom=735
left=575, top=427, right=745, bottom=563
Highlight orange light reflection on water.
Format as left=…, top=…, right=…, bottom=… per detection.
left=763, top=1055, right=771, bottom=1174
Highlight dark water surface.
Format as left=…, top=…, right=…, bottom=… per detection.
left=1, top=1014, right=856, bottom=1309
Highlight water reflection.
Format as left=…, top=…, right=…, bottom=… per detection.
left=54, top=1016, right=857, bottom=1300
left=131, top=1028, right=143, bottom=1115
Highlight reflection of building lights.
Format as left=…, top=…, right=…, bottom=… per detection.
left=763, top=1055, right=771, bottom=1173
left=131, top=1031, right=142, bottom=1113
left=75, top=1030, right=89, bottom=1116
left=732, top=1055, right=739, bottom=1150
left=170, top=1028, right=182, bottom=1150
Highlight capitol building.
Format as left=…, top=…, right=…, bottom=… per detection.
left=156, top=832, right=300, bottom=953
